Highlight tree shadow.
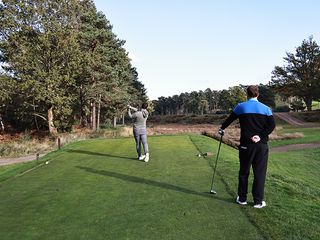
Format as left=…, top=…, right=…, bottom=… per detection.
left=65, top=149, right=137, bottom=161
left=76, top=166, right=234, bottom=204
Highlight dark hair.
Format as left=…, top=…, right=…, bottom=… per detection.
left=141, top=102, right=148, bottom=109
left=247, top=85, right=259, bottom=98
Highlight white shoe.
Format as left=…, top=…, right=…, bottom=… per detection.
left=138, top=155, right=145, bottom=161
left=253, top=201, right=266, bottom=209
left=144, top=153, right=149, bottom=162
left=236, top=196, right=247, bottom=205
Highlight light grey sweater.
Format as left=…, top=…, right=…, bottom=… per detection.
left=128, top=107, right=149, bottom=130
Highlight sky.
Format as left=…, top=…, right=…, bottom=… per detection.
left=93, top=0, right=320, bottom=100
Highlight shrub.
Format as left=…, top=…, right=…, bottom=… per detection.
left=148, top=114, right=228, bottom=124
left=274, top=105, right=290, bottom=112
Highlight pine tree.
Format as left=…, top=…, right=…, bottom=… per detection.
left=77, top=1, right=135, bottom=130
left=0, top=0, right=82, bottom=133
left=271, top=36, right=320, bottom=111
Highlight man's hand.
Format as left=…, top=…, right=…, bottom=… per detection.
left=218, top=128, right=224, bottom=136
left=251, top=135, right=261, bottom=143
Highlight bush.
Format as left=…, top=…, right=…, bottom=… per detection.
left=274, top=105, right=290, bottom=112
left=148, top=114, right=228, bottom=124
left=215, top=110, right=231, bottom=114
left=290, top=100, right=306, bottom=112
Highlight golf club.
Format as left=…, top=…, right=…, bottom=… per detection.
left=209, top=134, right=223, bottom=194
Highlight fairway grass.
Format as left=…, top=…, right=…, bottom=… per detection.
left=0, top=135, right=262, bottom=240
left=1, top=134, right=319, bottom=239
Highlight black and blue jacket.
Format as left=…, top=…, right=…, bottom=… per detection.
left=221, top=98, right=276, bottom=144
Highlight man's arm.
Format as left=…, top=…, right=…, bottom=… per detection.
left=142, top=109, right=148, bottom=118
left=128, top=108, right=133, bottom=118
left=128, top=105, right=138, bottom=112
left=220, top=112, right=238, bottom=130
left=128, top=105, right=138, bottom=119
left=261, top=115, right=276, bottom=138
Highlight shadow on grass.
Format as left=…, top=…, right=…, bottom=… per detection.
left=65, top=149, right=137, bottom=161
left=76, top=166, right=234, bottom=204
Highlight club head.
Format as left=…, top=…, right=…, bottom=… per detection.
left=210, top=189, right=217, bottom=194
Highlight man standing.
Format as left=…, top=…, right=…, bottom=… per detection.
left=128, top=103, right=150, bottom=162
left=219, top=85, right=275, bottom=208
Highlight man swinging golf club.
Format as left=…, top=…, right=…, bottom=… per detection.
left=219, top=85, right=275, bottom=208
left=128, top=103, right=150, bottom=162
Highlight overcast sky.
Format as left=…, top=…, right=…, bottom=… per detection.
left=93, top=0, right=320, bottom=100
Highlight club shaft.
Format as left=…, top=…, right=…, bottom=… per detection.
left=210, top=135, right=223, bottom=190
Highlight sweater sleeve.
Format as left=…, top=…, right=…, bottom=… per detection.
left=142, top=109, right=149, bottom=118
left=129, top=106, right=138, bottom=112
left=128, top=109, right=133, bottom=118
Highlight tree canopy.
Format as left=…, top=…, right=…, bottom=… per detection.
left=271, top=36, right=320, bottom=111
left=0, top=0, right=147, bottom=133
left=152, top=85, right=249, bottom=115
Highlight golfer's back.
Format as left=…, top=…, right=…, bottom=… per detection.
left=234, top=99, right=274, bottom=144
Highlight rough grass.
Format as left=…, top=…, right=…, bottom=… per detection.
left=269, top=127, right=320, bottom=148
left=148, top=114, right=227, bottom=124
left=202, top=124, right=305, bottom=149
left=0, top=137, right=55, bottom=158
left=0, top=127, right=133, bottom=158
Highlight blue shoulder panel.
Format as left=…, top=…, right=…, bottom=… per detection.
left=233, top=99, right=272, bottom=116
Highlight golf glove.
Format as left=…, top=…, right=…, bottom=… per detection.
left=218, top=128, right=224, bottom=136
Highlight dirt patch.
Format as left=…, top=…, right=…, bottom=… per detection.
left=274, top=112, right=318, bottom=127
left=0, top=154, right=46, bottom=166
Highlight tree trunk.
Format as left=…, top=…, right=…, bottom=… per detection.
left=97, top=95, right=101, bottom=130
left=79, top=84, right=87, bottom=127
left=90, top=102, right=93, bottom=128
left=122, top=114, right=125, bottom=125
left=33, top=99, right=39, bottom=131
left=92, top=102, right=96, bottom=131
left=0, top=114, right=4, bottom=132
left=304, top=97, right=312, bottom=111
left=113, top=116, right=117, bottom=128
left=48, top=106, right=57, bottom=134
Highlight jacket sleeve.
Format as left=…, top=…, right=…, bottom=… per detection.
left=261, top=115, right=276, bottom=138
left=220, top=111, right=238, bottom=130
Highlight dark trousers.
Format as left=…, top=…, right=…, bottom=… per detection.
left=238, top=143, right=269, bottom=204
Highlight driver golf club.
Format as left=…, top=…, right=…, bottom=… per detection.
left=209, top=134, right=223, bottom=194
